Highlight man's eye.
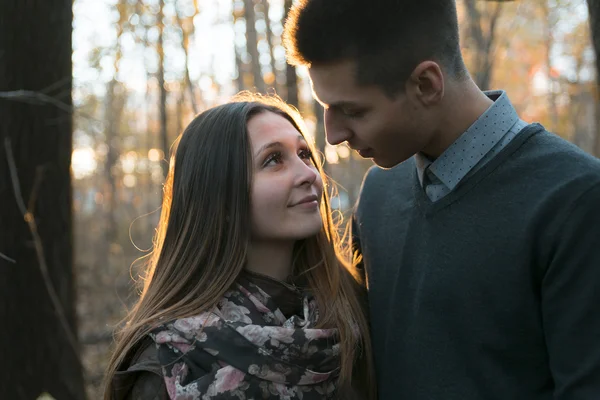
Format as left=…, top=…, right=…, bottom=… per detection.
left=342, top=108, right=364, bottom=118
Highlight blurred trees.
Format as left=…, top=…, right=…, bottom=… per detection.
left=0, top=0, right=596, bottom=397
left=0, top=0, right=587, bottom=398
left=0, top=1, right=85, bottom=399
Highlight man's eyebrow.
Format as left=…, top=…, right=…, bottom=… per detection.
left=329, top=101, right=362, bottom=109
left=316, top=99, right=362, bottom=110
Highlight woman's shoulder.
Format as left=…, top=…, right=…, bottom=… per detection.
left=111, top=337, right=169, bottom=400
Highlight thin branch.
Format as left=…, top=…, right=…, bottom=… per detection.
left=40, top=76, right=71, bottom=95
left=0, top=90, right=73, bottom=113
left=0, top=252, right=16, bottom=263
left=4, top=136, right=84, bottom=369
left=0, top=89, right=101, bottom=125
left=5, top=138, right=28, bottom=216
left=27, top=165, right=47, bottom=213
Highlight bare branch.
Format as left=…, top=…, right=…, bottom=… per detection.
left=40, top=76, right=71, bottom=95
left=0, top=89, right=101, bottom=125
left=0, top=89, right=73, bottom=113
left=4, top=136, right=84, bottom=369
left=5, top=137, right=28, bottom=216
left=28, top=165, right=47, bottom=213
left=0, top=252, right=16, bottom=264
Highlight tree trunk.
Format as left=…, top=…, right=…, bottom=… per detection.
left=102, top=78, right=121, bottom=268
left=284, top=0, right=299, bottom=107
left=244, top=0, right=266, bottom=93
left=0, top=0, right=85, bottom=399
left=233, top=0, right=246, bottom=92
left=463, top=0, right=504, bottom=90
left=313, top=101, right=327, bottom=170
left=235, top=47, right=246, bottom=92
left=587, top=0, right=600, bottom=156
left=102, top=0, right=126, bottom=267
left=175, top=0, right=200, bottom=114
left=543, top=2, right=558, bottom=132
left=158, top=0, right=169, bottom=179
left=262, top=0, right=279, bottom=93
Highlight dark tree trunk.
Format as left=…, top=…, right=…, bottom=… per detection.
left=587, top=0, right=600, bottom=156
left=0, top=1, right=85, bottom=399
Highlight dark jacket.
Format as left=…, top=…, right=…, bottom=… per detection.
left=112, top=337, right=168, bottom=400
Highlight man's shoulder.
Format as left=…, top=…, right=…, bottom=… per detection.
left=516, top=127, right=600, bottom=180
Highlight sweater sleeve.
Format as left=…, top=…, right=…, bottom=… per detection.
left=542, top=182, right=600, bottom=399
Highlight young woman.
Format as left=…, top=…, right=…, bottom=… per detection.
left=104, top=94, right=375, bottom=399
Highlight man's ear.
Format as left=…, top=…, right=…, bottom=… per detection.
left=406, top=61, right=445, bottom=106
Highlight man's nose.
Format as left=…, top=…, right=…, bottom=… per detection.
left=324, top=109, right=352, bottom=146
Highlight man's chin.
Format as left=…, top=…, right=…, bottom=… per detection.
left=357, top=148, right=374, bottom=158
left=371, top=154, right=408, bottom=169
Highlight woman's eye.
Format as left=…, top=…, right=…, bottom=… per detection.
left=264, top=151, right=283, bottom=166
left=299, top=148, right=312, bottom=160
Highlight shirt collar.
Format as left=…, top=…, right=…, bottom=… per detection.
left=415, top=90, right=520, bottom=189
left=415, top=151, right=433, bottom=185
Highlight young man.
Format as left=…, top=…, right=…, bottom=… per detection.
left=283, top=1, right=600, bottom=399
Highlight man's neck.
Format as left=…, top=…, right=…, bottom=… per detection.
left=422, top=80, right=493, bottom=159
left=246, top=240, right=295, bottom=281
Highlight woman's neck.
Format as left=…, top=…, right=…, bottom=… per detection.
left=246, top=241, right=295, bottom=281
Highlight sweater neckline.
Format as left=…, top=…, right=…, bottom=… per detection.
left=412, top=124, right=545, bottom=216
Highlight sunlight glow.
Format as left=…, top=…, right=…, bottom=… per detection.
left=123, top=174, right=137, bottom=188
left=325, top=146, right=339, bottom=164
left=71, top=147, right=98, bottom=179
left=337, top=146, right=350, bottom=159
left=148, top=148, right=164, bottom=162
left=121, top=151, right=138, bottom=174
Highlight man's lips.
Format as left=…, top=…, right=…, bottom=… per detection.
left=356, top=148, right=374, bottom=158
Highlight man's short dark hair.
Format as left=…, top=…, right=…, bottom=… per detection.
left=283, top=0, right=468, bottom=94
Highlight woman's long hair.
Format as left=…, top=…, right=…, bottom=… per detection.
left=103, top=93, right=375, bottom=398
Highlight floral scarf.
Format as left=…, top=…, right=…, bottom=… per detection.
left=149, top=277, right=340, bottom=399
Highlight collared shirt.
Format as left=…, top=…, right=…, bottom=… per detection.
left=415, top=90, right=528, bottom=202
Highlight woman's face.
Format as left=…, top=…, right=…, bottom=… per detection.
left=248, top=111, right=324, bottom=243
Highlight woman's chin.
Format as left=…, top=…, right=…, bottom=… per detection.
left=294, top=222, right=324, bottom=240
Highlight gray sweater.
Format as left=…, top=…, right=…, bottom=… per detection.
left=354, top=124, right=600, bottom=399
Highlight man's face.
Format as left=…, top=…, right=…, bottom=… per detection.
left=309, top=60, right=438, bottom=168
